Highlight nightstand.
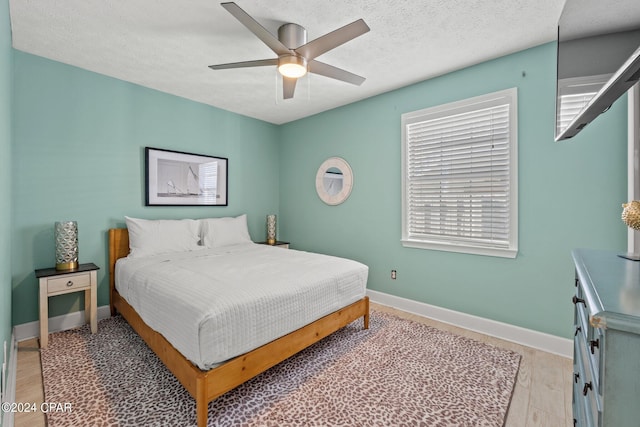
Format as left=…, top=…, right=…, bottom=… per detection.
left=257, top=241, right=290, bottom=249
left=35, top=263, right=99, bottom=348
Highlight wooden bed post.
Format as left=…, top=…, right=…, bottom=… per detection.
left=196, top=380, right=208, bottom=427
left=108, top=228, right=129, bottom=316
left=364, top=296, right=370, bottom=329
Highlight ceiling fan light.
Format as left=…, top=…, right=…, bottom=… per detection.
left=278, top=56, right=307, bottom=78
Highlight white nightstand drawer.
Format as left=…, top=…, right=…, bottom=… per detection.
left=47, top=272, right=91, bottom=294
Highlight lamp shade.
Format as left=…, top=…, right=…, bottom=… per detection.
left=55, top=221, right=78, bottom=270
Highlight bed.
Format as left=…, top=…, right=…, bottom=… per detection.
left=108, top=219, right=369, bottom=427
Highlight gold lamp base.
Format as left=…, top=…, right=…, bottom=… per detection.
left=267, top=238, right=276, bottom=245
left=56, top=261, right=79, bottom=271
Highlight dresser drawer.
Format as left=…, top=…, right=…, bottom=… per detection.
left=574, top=279, right=603, bottom=395
left=586, top=325, right=603, bottom=394
left=47, top=272, right=92, bottom=294
left=575, top=331, right=602, bottom=426
left=575, top=297, right=589, bottom=342
left=572, top=377, right=589, bottom=427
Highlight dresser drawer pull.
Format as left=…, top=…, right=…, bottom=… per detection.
left=574, top=326, right=581, bottom=336
left=572, top=295, right=586, bottom=306
left=590, top=338, right=599, bottom=354
left=66, top=280, right=73, bottom=287
left=574, top=372, right=580, bottom=383
left=583, top=382, right=592, bottom=396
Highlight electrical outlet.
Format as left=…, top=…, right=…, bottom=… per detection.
left=391, top=270, right=397, bottom=280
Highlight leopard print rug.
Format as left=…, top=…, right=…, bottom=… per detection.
left=41, top=310, right=520, bottom=426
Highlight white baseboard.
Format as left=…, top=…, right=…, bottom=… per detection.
left=1, top=331, right=17, bottom=427
left=13, top=306, right=112, bottom=342
left=367, top=289, right=572, bottom=358
left=13, top=297, right=571, bottom=357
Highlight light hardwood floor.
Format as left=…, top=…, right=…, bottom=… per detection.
left=14, top=303, right=573, bottom=427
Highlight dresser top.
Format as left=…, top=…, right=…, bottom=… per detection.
left=572, top=248, right=640, bottom=332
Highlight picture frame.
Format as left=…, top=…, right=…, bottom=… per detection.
left=145, top=147, right=228, bottom=206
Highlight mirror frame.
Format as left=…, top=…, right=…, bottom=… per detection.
left=315, top=157, right=354, bottom=205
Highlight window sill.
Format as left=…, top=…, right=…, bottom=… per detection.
left=401, top=239, right=517, bottom=259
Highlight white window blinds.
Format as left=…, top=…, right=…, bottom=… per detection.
left=401, top=88, right=518, bottom=258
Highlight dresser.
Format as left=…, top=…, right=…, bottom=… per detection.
left=572, top=249, right=640, bottom=426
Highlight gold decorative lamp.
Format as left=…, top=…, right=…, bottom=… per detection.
left=55, top=221, right=79, bottom=270
left=266, top=215, right=277, bottom=245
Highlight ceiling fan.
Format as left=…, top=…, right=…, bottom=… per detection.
left=209, top=2, right=370, bottom=99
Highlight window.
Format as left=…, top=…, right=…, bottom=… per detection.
left=401, top=88, right=518, bottom=258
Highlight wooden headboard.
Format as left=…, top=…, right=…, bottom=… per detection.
left=108, top=228, right=129, bottom=316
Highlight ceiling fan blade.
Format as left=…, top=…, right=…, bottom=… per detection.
left=295, top=19, right=370, bottom=60
left=221, top=2, right=291, bottom=56
left=308, top=60, right=366, bottom=86
left=283, top=77, right=297, bottom=99
left=209, top=58, right=278, bottom=70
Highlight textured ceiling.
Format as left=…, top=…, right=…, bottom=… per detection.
left=9, top=0, right=565, bottom=124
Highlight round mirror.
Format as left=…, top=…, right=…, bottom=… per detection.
left=316, top=157, right=353, bottom=205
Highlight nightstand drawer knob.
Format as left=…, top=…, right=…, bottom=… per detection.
left=66, top=280, right=73, bottom=287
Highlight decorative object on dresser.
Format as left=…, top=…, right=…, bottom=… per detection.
left=619, top=201, right=640, bottom=260
left=621, top=201, right=640, bottom=230
left=266, top=214, right=277, bottom=245
left=40, top=310, right=520, bottom=427
left=571, top=249, right=640, bottom=426
left=145, top=147, right=228, bottom=206
left=35, top=262, right=99, bottom=348
left=54, top=220, right=78, bottom=271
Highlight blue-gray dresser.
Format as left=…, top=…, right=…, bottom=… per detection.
left=572, top=249, right=640, bottom=426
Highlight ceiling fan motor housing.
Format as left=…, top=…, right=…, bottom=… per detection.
left=277, top=23, right=308, bottom=77
left=278, top=23, right=307, bottom=49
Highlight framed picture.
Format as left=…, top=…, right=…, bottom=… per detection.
left=145, top=147, right=228, bottom=206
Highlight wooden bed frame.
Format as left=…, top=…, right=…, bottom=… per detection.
left=108, top=228, right=369, bottom=427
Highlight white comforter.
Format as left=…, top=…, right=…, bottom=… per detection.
left=115, top=243, right=368, bottom=370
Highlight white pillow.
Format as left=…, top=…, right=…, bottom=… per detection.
left=201, top=214, right=252, bottom=248
left=125, top=216, right=202, bottom=258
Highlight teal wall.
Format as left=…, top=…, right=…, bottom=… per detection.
left=1, top=0, right=12, bottom=412
left=9, top=42, right=629, bottom=340
left=11, top=51, right=280, bottom=325
left=278, top=43, right=628, bottom=338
